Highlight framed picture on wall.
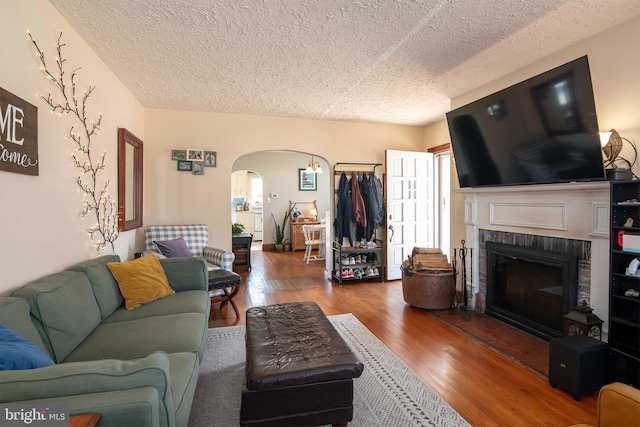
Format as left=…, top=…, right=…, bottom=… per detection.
left=192, top=161, right=204, bottom=175
left=186, top=149, right=203, bottom=161
left=177, top=160, right=192, bottom=171
left=299, top=169, right=317, bottom=191
left=204, top=151, right=217, bottom=167
left=171, top=149, right=187, bottom=160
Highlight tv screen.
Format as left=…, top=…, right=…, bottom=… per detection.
left=446, top=56, right=606, bottom=188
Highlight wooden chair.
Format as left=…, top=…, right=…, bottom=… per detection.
left=303, top=224, right=325, bottom=264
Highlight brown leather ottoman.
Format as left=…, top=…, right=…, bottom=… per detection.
left=240, top=302, right=364, bottom=426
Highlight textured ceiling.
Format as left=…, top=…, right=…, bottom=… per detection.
left=49, top=0, right=640, bottom=126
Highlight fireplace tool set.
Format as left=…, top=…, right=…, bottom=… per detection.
left=452, top=240, right=473, bottom=321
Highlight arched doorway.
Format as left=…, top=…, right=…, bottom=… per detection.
left=231, top=151, right=330, bottom=252
left=231, top=170, right=263, bottom=242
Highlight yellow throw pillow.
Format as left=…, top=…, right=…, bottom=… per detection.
left=107, top=254, right=175, bottom=310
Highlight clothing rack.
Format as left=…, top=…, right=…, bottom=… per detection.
left=333, top=162, right=382, bottom=176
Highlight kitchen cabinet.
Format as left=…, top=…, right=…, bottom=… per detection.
left=235, top=211, right=255, bottom=235
left=232, top=171, right=250, bottom=198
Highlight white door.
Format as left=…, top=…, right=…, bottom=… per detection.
left=385, top=150, right=435, bottom=280
left=436, top=151, right=451, bottom=260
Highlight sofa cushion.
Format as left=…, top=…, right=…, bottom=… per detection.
left=63, top=313, right=208, bottom=363
left=0, top=297, right=51, bottom=357
left=169, top=352, right=200, bottom=427
left=11, top=271, right=101, bottom=363
left=108, top=255, right=175, bottom=310
left=0, top=324, right=55, bottom=370
left=0, top=352, right=175, bottom=427
left=102, top=291, right=209, bottom=324
left=154, top=237, right=192, bottom=258
left=66, top=255, right=123, bottom=320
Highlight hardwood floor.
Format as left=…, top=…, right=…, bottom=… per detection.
left=209, top=249, right=598, bottom=427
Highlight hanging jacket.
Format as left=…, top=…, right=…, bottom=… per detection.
left=372, top=174, right=386, bottom=227
left=351, top=172, right=366, bottom=228
left=356, top=173, right=375, bottom=242
left=335, top=172, right=354, bottom=246
left=368, top=173, right=385, bottom=229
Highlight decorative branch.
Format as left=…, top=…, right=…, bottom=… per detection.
left=29, top=31, right=118, bottom=253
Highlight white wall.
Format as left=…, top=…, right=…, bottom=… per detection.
left=144, top=109, right=424, bottom=250
left=1, top=0, right=145, bottom=294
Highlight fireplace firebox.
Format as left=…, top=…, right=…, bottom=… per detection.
left=486, top=242, right=578, bottom=340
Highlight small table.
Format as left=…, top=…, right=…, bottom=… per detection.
left=232, top=233, right=253, bottom=270
left=208, top=269, right=242, bottom=318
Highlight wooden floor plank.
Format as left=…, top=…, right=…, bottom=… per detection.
left=210, top=249, right=598, bottom=426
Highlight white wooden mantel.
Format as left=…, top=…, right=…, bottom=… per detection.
left=453, top=181, right=611, bottom=334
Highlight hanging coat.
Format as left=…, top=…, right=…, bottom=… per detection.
left=335, top=172, right=355, bottom=246
left=368, top=173, right=385, bottom=229
left=351, top=172, right=366, bottom=228
left=356, top=173, right=375, bottom=242
left=372, top=174, right=386, bottom=227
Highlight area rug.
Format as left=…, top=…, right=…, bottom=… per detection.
left=188, top=313, right=470, bottom=427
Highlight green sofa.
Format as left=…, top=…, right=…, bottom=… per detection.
left=0, top=255, right=211, bottom=427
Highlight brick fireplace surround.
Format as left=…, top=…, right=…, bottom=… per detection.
left=453, top=181, right=611, bottom=339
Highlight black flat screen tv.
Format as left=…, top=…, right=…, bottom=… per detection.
left=446, top=56, right=606, bottom=188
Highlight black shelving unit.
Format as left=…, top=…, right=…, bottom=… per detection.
left=332, top=239, right=385, bottom=285
left=332, top=162, right=386, bottom=285
left=609, top=180, right=640, bottom=387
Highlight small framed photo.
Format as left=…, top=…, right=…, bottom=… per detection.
left=177, top=160, right=192, bottom=171
left=171, top=149, right=187, bottom=160
left=204, top=151, right=217, bottom=167
left=192, top=161, right=204, bottom=175
left=299, top=169, right=317, bottom=191
left=186, top=149, right=204, bottom=161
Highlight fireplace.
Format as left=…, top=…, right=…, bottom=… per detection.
left=453, top=181, right=609, bottom=341
left=486, top=241, right=578, bottom=340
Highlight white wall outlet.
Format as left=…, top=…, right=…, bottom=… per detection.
left=271, top=193, right=278, bottom=199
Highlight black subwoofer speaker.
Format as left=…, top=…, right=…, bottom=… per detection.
left=549, top=335, right=609, bottom=401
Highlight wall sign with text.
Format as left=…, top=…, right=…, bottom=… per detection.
left=0, top=87, right=38, bottom=176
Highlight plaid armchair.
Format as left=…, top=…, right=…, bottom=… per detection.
left=143, top=224, right=234, bottom=271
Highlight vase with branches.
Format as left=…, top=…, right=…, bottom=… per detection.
left=28, top=31, right=118, bottom=253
